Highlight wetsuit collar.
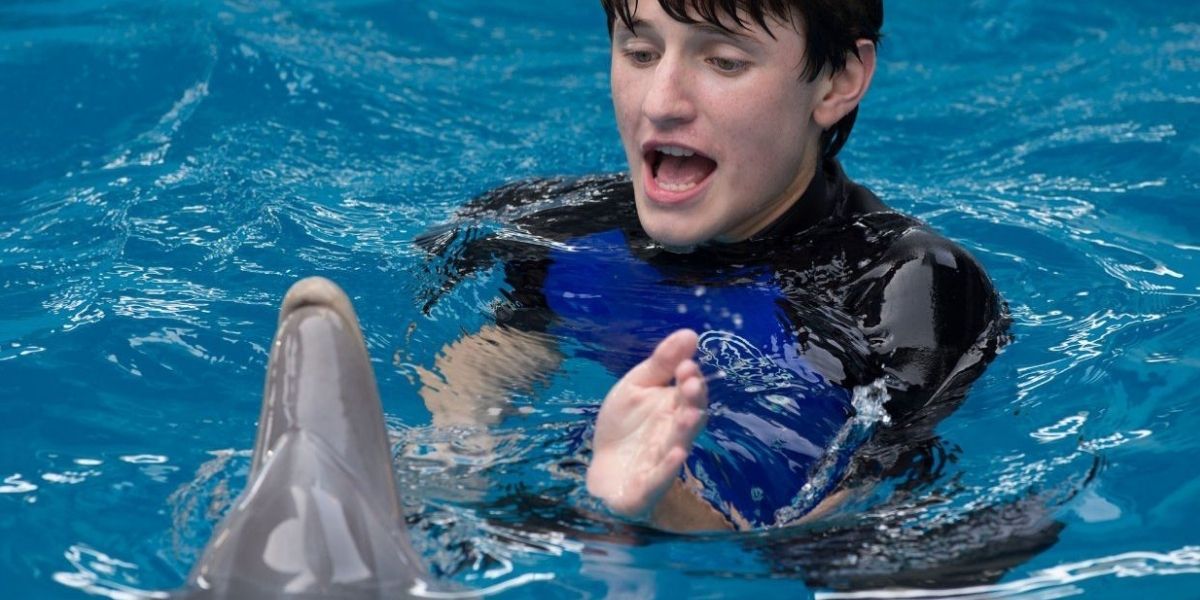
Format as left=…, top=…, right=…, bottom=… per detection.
left=633, top=158, right=849, bottom=260
left=745, top=157, right=845, bottom=242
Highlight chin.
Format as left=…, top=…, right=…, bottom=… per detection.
left=638, top=217, right=706, bottom=251
left=632, top=185, right=716, bottom=249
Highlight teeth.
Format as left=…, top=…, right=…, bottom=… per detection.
left=650, top=145, right=703, bottom=193
left=656, top=145, right=694, bottom=157
left=658, top=181, right=698, bottom=192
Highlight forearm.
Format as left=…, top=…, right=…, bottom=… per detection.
left=651, top=471, right=855, bottom=532
left=649, top=478, right=734, bottom=532
left=419, top=324, right=561, bottom=427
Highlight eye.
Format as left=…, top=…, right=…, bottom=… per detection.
left=625, top=49, right=658, bottom=66
left=707, top=56, right=749, bottom=74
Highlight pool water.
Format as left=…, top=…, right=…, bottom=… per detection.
left=2, top=0, right=1198, bottom=597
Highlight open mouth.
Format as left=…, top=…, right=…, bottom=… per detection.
left=647, top=146, right=717, bottom=193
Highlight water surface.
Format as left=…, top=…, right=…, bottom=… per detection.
left=1, top=1, right=1198, bottom=597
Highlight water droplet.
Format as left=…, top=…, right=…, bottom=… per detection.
left=765, top=394, right=792, bottom=407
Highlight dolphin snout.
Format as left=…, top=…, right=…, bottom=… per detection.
left=279, top=276, right=362, bottom=332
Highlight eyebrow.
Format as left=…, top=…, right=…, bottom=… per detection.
left=613, top=18, right=648, bottom=37
left=694, top=22, right=757, bottom=43
left=616, top=18, right=760, bottom=44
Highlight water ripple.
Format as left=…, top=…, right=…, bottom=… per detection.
left=1, top=1, right=1198, bottom=598
left=816, top=546, right=1200, bottom=599
left=51, top=544, right=169, bottom=600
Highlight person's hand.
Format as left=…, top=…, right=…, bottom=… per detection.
left=586, top=329, right=709, bottom=518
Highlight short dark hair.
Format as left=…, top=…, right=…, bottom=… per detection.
left=600, top=0, right=883, bottom=158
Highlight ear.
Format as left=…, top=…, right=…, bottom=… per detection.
left=812, top=39, right=877, bottom=129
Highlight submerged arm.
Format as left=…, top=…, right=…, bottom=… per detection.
left=419, top=324, right=561, bottom=427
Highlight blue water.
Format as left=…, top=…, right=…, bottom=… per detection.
left=2, top=1, right=1198, bottom=597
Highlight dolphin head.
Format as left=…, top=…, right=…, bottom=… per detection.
left=183, top=277, right=427, bottom=599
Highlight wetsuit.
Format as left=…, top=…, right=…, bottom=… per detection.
left=420, top=158, right=1008, bottom=527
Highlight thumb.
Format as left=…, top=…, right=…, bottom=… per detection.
left=622, top=329, right=699, bottom=388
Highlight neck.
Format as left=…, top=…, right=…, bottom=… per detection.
left=726, top=156, right=836, bottom=244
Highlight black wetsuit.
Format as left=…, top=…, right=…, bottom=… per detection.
left=420, top=157, right=1008, bottom=526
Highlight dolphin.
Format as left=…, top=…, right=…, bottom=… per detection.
left=181, top=277, right=430, bottom=598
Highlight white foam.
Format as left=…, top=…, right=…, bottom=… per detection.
left=775, top=379, right=892, bottom=524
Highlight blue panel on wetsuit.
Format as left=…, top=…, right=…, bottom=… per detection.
left=543, top=228, right=854, bottom=526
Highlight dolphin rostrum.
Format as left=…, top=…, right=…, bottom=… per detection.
left=182, top=277, right=429, bottom=598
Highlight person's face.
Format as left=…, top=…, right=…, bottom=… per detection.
left=610, top=2, right=827, bottom=249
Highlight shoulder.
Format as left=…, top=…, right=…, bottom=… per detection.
left=830, top=166, right=989, bottom=294
left=872, top=225, right=989, bottom=283
left=416, top=173, right=633, bottom=257
left=414, top=174, right=637, bottom=318
left=853, top=218, right=1001, bottom=337
left=457, top=173, right=635, bottom=238
left=844, top=216, right=1007, bottom=412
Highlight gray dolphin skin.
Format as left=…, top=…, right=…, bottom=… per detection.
left=181, top=277, right=429, bottom=599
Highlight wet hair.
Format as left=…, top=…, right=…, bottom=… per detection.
left=600, top=0, right=883, bottom=158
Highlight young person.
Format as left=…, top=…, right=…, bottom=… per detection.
left=418, top=0, right=1005, bottom=531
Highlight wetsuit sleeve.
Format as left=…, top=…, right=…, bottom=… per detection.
left=846, top=228, right=1006, bottom=423
left=413, top=175, right=634, bottom=329
left=411, top=178, right=571, bottom=301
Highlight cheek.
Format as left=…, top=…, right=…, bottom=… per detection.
left=721, top=91, right=811, bottom=179
left=610, top=71, right=639, bottom=135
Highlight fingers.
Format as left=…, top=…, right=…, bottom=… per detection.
left=674, top=377, right=707, bottom=442
left=668, top=358, right=708, bottom=451
left=623, top=329, right=699, bottom=387
left=675, top=354, right=708, bottom=403
left=675, top=357, right=701, bottom=382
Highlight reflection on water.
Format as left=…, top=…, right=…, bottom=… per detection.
left=52, top=544, right=171, bottom=600
left=816, top=546, right=1200, bottom=600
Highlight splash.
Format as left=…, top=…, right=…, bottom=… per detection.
left=775, top=379, right=892, bottom=524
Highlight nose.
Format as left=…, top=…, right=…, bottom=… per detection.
left=642, top=54, right=697, bottom=128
